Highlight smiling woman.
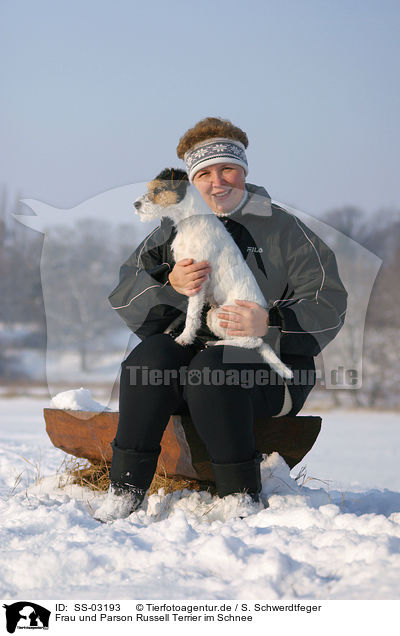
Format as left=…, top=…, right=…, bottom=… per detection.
left=96, top=115, right=348, bottom=523
left=177, top=119, right=250, bottom=216
left=192, top=163, right=246, bottom=215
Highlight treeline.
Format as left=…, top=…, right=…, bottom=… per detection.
left=320, top=205, right=400, bottom=330
left=0, top=190, right=138, bottom=377
left=319, top=206, right=400, bottom=407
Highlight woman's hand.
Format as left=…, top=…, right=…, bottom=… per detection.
left=217, top=299, right=269, bottom=337
left=168, top=258, right=212, bottom=297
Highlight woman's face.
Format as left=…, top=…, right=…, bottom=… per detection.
left=192, top=163, right=246, bottom=214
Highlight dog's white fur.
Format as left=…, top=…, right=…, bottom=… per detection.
left=135, top=184, right=292, bottom=380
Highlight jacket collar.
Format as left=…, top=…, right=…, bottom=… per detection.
left=224, top=183, right=273, bottom=220
left=163, top=182, right=273, bottom=234
left=243, top=183, right=273, bottom=217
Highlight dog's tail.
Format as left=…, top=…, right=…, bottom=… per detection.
left=258, top=343, right=293, bottom=380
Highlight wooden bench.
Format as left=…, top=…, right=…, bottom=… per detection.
left=44, top=409, right=321, bottom=482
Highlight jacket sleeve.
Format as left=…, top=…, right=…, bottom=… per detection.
left=268, top=214, right=348, bottom=357
left=108, top=225, right=188, bottom=339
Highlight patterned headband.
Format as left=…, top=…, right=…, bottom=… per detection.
left=184, top=137, right=248, bottom=182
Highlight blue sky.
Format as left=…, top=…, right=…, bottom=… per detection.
left=0, top=0, right=399, bottom=218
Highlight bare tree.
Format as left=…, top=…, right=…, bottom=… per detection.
left=41, top=219, right=126, bottom=372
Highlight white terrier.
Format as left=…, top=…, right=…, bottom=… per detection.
left=134, top=169, right=292, bottom=380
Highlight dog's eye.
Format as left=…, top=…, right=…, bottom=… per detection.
left=153, top=186, right=167, bottom=196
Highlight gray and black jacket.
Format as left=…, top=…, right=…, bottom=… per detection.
left=109, top=184, right=348, bottom=414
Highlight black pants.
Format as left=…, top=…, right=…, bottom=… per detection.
left=116, top=333, right=286, bottom=464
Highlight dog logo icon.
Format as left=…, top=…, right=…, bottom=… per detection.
left=2, top=602, right=51, bottom=633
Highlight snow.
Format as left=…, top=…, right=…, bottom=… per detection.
left=301, top=408, right=400, bottom=491
left=1, top=396, right=400, bottom=600
left=50, top=387, right=109, bottom=412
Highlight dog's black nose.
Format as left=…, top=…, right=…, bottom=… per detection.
left=134, top=201, right=141, bottom=210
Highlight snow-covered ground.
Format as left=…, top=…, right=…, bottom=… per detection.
left=0, top=396, right=399, bottom=600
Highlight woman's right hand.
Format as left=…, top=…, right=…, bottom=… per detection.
left=168, top=259, right=211, bottom=296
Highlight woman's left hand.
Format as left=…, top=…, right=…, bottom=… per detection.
left=217, top=299, right=269, bottom=337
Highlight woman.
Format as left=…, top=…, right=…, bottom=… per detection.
left=94, top=117, right=347, bottom=521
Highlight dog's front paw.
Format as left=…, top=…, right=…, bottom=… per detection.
left=175, top=333, right=194, bottom=346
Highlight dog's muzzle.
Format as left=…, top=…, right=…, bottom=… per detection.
left=134, top=200, right=142, bottom=210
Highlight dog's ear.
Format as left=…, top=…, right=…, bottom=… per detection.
left=171, top=168, right=189, bottom=202
left=155, top=168, right=188, bottom=183
left=152, top=168, right=189, bottom=204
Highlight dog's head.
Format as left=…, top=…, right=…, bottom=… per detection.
left=134, top=168, right=190, bottom=222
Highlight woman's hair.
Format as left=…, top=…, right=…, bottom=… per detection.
left=176, top=117, right=249, bottom=159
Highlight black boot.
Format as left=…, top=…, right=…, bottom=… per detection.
left=94, top=442, right=160, bottom=522
left=211, top=451, right=263, bottom=501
